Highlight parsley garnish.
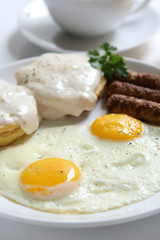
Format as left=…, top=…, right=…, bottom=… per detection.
left=88, top=42, right=129, bottom=81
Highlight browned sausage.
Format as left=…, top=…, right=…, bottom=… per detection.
left=107, top=94, right=160, bottom=124
left=107, top=81, right=160, bottom=103
left=113, top=70, right=160, bottom=90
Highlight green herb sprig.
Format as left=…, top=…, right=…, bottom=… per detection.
left=88, top=42, right=129, bottom=81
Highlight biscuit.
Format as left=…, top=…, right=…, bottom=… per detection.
left=0, top=124, right=24, bottom=146
left=16, top=53, right=107, bottom=120
left=94, top=76, right=107, bottom=97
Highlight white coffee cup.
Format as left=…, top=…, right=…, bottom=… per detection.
left=44, top=0, right=151, bottom=37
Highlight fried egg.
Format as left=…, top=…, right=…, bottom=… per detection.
left=91, top=114, right=143, bottom=140
left=0, top=114, right=160, bottom=214
left=19, top=158, right=82, bottom=199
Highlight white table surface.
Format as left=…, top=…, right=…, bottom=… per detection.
left=0, top=0, right=160, bottom=239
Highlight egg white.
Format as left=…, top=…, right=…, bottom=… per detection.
left=0, top=124, right=160, bottom=214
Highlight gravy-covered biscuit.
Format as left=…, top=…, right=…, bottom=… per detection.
left=0, top=79, right=39, bottom=146
left=15, top=53, right=107, bottom=120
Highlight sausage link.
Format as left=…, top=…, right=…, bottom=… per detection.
left=107, top=94, right=160, bottom=124
left=107, top=81, right=160, bottom=103
left=113, top=70, right=160, bottom=90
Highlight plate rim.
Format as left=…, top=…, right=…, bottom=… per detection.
left=0, top=56, right=160, bottom=228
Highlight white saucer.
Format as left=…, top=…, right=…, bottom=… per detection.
left=18, top=0, right=160, bottom=53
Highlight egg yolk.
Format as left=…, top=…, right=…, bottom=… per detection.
left=19, top=158, right=82, bottom=199
left=91, top=114, right=143, bottom=140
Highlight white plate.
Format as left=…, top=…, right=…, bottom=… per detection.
left=18, top=0, right=160, bottom=53
left=0, top=57, right=160, bottom=228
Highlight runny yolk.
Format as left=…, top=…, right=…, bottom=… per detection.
left=91, top=114, right=143, bottom=140
left=19, top=158, right=81, bottom=198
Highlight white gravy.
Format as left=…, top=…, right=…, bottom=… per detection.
left=0, top=79, right=39, bottom=134
left=15, top=53, right=102, bottom=120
